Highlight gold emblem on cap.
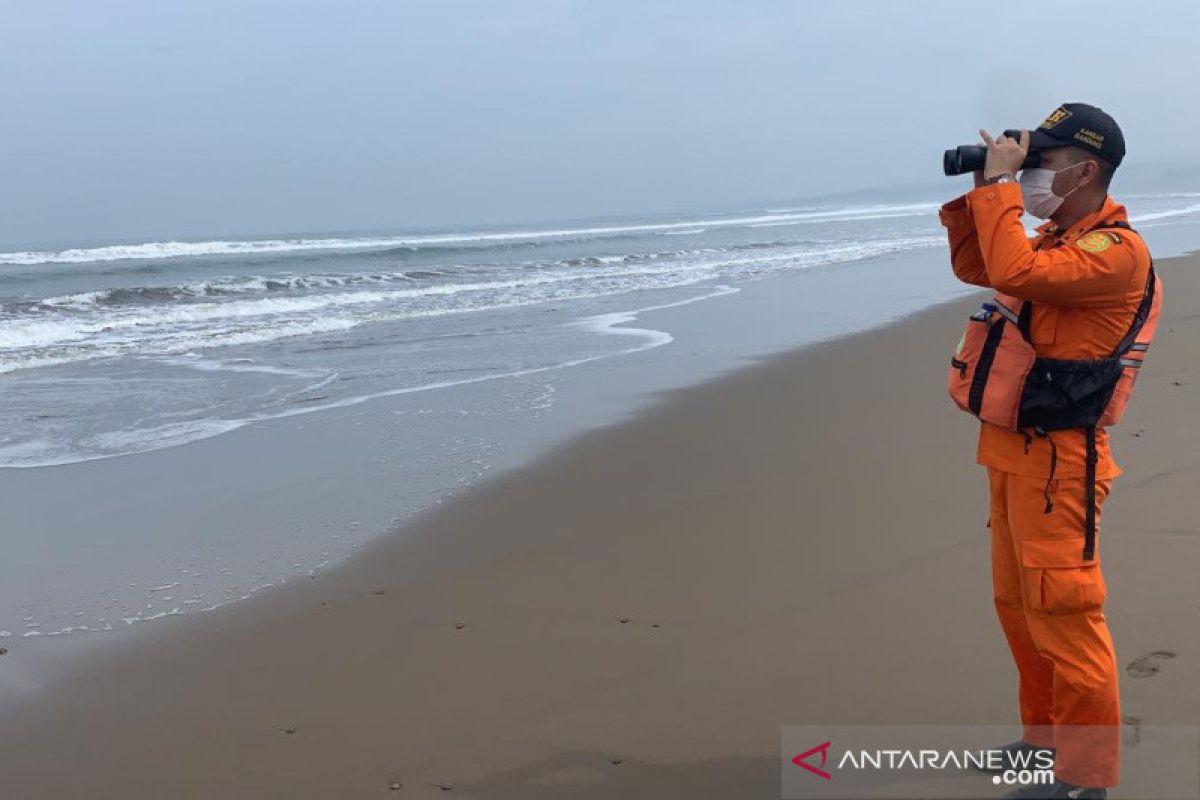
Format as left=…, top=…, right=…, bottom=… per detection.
left=1040, top=107, right=1073, bottom=130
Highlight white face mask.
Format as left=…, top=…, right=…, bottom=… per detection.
left=1019, top=162, right=1089, bottom=219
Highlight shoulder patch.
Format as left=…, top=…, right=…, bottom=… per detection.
left=1076, top=231, right=1114, bottom=253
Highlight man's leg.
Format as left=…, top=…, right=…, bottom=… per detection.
left=1008, top=473, right=1120, bottom=789
left=988, top=467, right=1056, bottom=747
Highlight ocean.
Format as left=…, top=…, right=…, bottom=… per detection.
left=3, top=189, right=1200, bottom=660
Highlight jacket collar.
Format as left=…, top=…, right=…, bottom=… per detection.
left=1035, top=195, right=1128, bottom=243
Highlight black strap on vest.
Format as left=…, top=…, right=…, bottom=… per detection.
left=1087, top=219, right=1157, bottom=359
left=1113, top=265, right=1157, bottom=358
left=1084, top=426, right=1098, bottom=560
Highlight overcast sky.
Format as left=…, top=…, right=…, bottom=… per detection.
left=2, top=1, right=1198, bottom=245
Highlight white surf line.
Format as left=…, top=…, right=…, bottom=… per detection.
left=0, top=204, right=939, bottom=265
left=1130, top=202, right=1200, bottom=223
left=3, top=286, right=741, bottom=469
left=0, top=262, right=726, bottom=372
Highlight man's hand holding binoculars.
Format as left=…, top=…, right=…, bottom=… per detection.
left=974, top=129, right=1030, bottom=186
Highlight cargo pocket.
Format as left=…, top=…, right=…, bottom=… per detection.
left=1021, top=537, right=1107, bottom=615
left=947, top=316, right=991, bottom=414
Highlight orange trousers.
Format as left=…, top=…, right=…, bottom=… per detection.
left=988, top=467, right=1120, bottom=788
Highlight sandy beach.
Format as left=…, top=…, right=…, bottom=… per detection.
left=1, top=253, right=1197, bottom=799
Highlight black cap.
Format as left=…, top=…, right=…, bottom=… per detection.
left=1027, top=102, right=1125, bottom=167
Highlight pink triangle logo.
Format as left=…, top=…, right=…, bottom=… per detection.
left=792, top=740, right=832, bottom=780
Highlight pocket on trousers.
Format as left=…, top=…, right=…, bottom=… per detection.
left=1021, top=537, right=1107, bottom=615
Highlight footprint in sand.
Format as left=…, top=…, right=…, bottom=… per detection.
left=1126, top=650, right=1176, bottom=678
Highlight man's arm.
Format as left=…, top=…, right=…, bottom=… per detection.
left=968, top=182, right=1140, bottom=307
left=940, top=194, right=991, bottom=287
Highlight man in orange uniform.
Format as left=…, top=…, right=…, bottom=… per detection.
left=940, top=104, right=1153, bottom=799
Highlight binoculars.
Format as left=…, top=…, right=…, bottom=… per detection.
left=943, top=129, right=1042, bottom=176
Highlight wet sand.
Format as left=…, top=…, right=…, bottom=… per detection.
left=1, top=255, right=1197, bottom=799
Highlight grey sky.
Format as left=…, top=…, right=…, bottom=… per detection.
left=2, top=1, right=1198, bottom=245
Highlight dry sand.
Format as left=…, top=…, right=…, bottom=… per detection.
left=1, top=255, right=1197, bottom=799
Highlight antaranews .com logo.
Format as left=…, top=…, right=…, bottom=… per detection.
left=780, top=724, right=1200, bottom=799
left=789, top=738, right=1052, bottom=792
